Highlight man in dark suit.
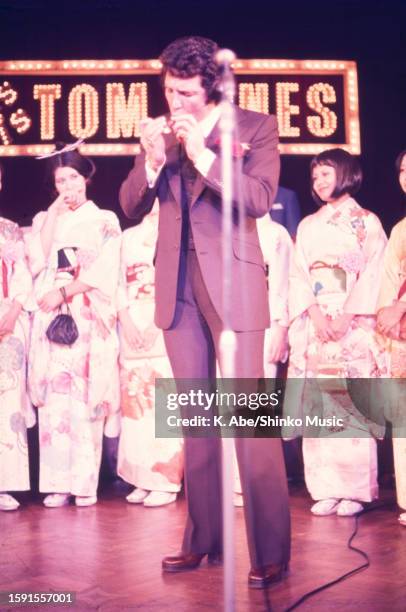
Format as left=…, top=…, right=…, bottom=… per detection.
left=120, top=35, right=290, bottom=588
left=270, top=185, right=301, bottom=239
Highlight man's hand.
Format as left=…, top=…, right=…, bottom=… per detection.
left=330, top=313, right=354, bottom=340
left=170, top=114, right=205, bottom=163
left=308, top=304, right=336, bottom=343
left=140, top=117, right=167, bottom=170
left=267, top=323, right=288, bottom=364
left=38, top=288, right=64, bottom=313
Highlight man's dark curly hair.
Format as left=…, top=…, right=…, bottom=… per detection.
left=160, top=36, right=221, bottom=103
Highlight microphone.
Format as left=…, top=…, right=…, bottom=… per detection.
left=215, top=49, right=236, bottom=103
left=215, top=48, right=236, bottom=67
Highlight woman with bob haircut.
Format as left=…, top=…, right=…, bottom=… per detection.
left=287, top=148, right=388, bottom=517
left=0, top=161, right=35, bottom=511
left=377, top=148, right=406, bottom=526
left=26, top=143, right=121, bottom=508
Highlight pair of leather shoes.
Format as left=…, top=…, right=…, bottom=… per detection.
left=162, top=551, right=223, bottom=572
left=248, top=562, right=288, bottom=589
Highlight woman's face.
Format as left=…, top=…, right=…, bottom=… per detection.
left=312, top=164, right=337, bottom=203
left=399, top=154, right=406, bottom=194
left=54, top=166, right=87, bottom=208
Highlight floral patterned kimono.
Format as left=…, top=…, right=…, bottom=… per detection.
left=257, top=215, right=292, bottom=377
left=117, top=215, right=184, bottom=494
left=0, top=217, right=34, bottom=493
left=26, top=201, right=121, bottom=497
left=234, top=215, right=293, bottom=494
left=377, top=217, right=406, bottom=511
left=287, top=197, right=388, bottom=502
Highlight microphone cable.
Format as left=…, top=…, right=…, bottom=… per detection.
left=283, top=501, right=396, bottom=612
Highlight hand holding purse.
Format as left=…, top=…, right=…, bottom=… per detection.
left=45, top=286, right=79, bottom=346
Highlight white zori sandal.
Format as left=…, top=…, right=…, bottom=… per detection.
left=311, top=498, right=340, bottom=516
left=0, top=493, right=20, bottom=511
left=43, top=493, right=70, bottom=508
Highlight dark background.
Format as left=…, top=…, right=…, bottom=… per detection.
left=0, top=0, right=405, bottom=233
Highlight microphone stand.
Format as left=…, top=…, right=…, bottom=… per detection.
left=217, top=48, right=237, bottom=612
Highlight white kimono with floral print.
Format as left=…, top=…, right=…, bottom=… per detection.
left=257, top=214, right=292, bottom=376
left=117, top=216, right=184, bottom=493
left=0, top=217, right=34, bottom=492
left=287, top=198, right=388, bottom=502
left=377, top=217, right=406, bottom=510
left=26, top=201, right=121, bottom=496
left=234, top=215, right=292, bottom=494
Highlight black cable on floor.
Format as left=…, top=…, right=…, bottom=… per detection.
left=282, top=502, right=395, bottom=612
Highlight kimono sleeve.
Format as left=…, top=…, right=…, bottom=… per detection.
left=288, top=219, right=317, bottom=322
left=24, top=211, right=48, bottom=277
left=377, top=221, right=405, bottom=309
left=9, top=241, right=33, bottom=308
left=344, top=213, right=388, bottom=315
left=77, top=212, right=122, bottom=299
left=258, top=219, right=292, bottom=326
left=117, top=231, right=132, bottom=312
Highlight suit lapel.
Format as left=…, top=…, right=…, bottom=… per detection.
left=189, top=121, right=221, bottom=208
left=190, top=109, right=246, bottom=208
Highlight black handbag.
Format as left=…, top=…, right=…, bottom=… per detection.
left=46, top=298, right=79, bottom=346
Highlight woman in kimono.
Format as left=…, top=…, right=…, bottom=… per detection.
left=377, top=149, right=406, bottom=526
left=233, top=215, right=293, bottom=506
left=117, top=202, right=183, bottom=507
left=0, top=161, right=34, bottom=511
left=288, top=148, right=388, bottom=516
left=26, top=145, right=121, bottom=508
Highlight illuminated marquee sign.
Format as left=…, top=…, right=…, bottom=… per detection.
left=0, top=59, right=360, bottom=156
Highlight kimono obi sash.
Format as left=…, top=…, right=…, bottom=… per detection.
left=55, top=247, right=90, bottom=307
left=309, top=260, right=347, bottom=296
left=56, top=247, right=77, bottom=276
left=126, top=263, right=140, bottom=284
left=125, top=263, right=155, bottom=300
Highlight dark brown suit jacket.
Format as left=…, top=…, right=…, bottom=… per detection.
left=120, top=106, right=280, bottom=331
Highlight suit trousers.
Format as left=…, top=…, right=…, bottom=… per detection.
left=163, top=249, right=291, bottom=568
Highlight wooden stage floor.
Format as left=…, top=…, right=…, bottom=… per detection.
left=1, top=481, right=405, bottom=611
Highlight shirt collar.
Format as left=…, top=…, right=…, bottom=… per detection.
left=199, top=105, right=221, bottom=138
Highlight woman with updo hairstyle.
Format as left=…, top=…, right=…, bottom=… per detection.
left=287, top=148, right=388, bottom=517
left=0, top=160, right=35, bottom=511
left=377, top=148, right=406, bottom=526
left=26, top=143, right=121, bottom=508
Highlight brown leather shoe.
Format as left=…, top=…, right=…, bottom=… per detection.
left=162, top=552, right=222, bottom=572
left=248, top=562, right=288, bottom=589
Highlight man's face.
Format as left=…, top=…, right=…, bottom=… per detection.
left=164, top=73, right=211, bottom=121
